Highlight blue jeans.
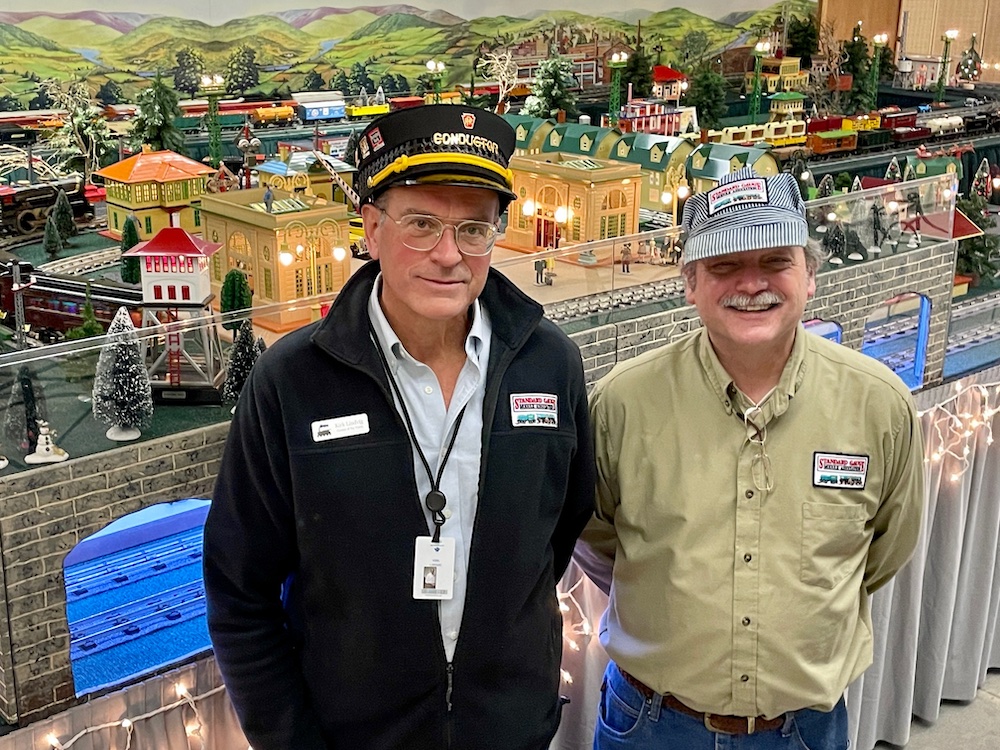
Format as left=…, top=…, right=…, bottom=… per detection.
left=594, top=661, right=849, bottom=750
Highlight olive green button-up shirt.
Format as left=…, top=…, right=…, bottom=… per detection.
left=580, top=326, right=924, bottom=719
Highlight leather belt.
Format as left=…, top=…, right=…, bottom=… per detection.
left=618, top=666, right=785, bottom=735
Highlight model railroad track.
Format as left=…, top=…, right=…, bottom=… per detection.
left=39, top=247, right=120, bottom=275
left=66, top=526, right=205, bottom=659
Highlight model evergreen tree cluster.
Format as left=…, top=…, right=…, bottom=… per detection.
left=53, top=189, right=77, bottom=242
left=64, top=283, right=105, bottom=340
left=131, top=74, right=185, bottom=155
left=43, top=214, right=63, bottom=259
left=4, top=365, right=46, bottom=452
left=119, top=217, right=142, bottom=284
left=96, top=80, right=124, bottom=106
left=92, top=306, right=153, bottom=438
left=522, top=56, right=579, bottom=119
left=683, top=66, right=727, bottom=130
left=222, top=319, right=260, bottom=405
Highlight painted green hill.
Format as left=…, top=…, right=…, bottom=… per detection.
left=346, top=12, right=443, bottom=41
left=737, top=0, right=816, bottom=31
left=0, top=22, right=63, bottom=51
left=18, top=17, right=121, bottom=47
left=301, top=11, right=379, bottom=41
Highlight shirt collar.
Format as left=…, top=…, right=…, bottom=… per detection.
left=367, top=272, right=487, bottom=370
left=697, top=324, right=808, bottom=423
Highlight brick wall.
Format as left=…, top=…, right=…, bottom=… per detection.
left=0, top=424, right=231, bottom=724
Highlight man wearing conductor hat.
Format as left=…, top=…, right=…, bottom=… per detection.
left=205, top=105, right=595, bottom=750
left=576, top=167, right=924, bottom=749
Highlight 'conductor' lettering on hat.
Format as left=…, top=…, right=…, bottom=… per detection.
left=707, top=178, right=768, bottom=216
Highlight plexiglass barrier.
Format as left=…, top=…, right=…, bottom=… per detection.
left=0, top=173, right=966, bottom=472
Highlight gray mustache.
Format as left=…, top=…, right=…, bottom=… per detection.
left=721, top=292, right=785, bottom=309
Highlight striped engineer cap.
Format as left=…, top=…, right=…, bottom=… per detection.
left=681, top=167, right=808, bottom=263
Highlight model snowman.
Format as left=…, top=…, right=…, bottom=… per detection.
left=24, top=421, right=69, bottom=465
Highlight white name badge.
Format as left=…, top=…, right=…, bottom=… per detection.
left=311, top=413, right=370, bottom=442
left=413, top=537, right=455, bottom=600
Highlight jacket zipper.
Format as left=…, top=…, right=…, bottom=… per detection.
left=445, top=661, right=454, bottom=748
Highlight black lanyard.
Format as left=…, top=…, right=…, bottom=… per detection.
left=369, top=322, right=468, bottom=543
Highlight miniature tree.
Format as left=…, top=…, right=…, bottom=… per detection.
left=823, top=222, right=847, bottom=264
left=833, top=172, right=852, bottom=191
left=43, top=214, right=63, bottom=259
left=174, top=47, right=206, bottom=97
left=39, top=79, right=114, bottom=183
left=255, top=337, right=267, bottom=356
left=4, top=365, right=46, bottom=452
left=222, top=319, right=260, bottom=405
left=522, top=56, right=579, bottom=120
left=677, top=31, right=710, bottom=71
left=816, top=174, right=835, bottom=199
left=884, top=157, right=902, bottom=182
left=956, top=35, right=982, bottom=82
left=92, top=306, right=153, bottom=441
left=331, top=70, right=351, bottom=94
left=842, top=23, right=871, bottom=113
left=64, top=283, right=105, bottom=340
left=972, top=158, right=991, bottom=200
left=683, top=65, right=727, bottom=130
left=786, top=15, right=819, bottom=68
left=131, top=73, right=185, bottom=155
left=478, top=51, right=518, bottom=114
left=851, top=176, right=863, bottom=192
left=52, top=189, right=77, bottom=244
left=221, top=269, right=253, bottom=331
left=785, top=156, right=810, bottom=200
left=624, top=47, right=654, bottom=99
left=119, top=217, right=142, bottom=284
left=955, top=195, right=1000, bottom=283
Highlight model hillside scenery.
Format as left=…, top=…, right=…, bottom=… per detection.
left=0, top=1, right=813, bottom=102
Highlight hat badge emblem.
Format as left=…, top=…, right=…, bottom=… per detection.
left=461, top=112, right=476, bottom=130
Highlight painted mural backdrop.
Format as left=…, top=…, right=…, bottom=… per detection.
left=0, top=1, right=816, bottom=102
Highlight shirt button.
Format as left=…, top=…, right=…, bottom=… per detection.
left=442, top=508, right=453, bottom=519
left=448, top=630, right=458, bottom=640
left=744, top=553, right=752, bottom=563
left=741, top=674, right=750, bottom=682
left=424, top=386, right=434, bottom=395
left=742, top=617, right=751, bottom=626
left=745, top=490, right=754, bottom=499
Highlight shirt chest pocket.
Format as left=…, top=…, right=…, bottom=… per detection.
left=800, top=502, right=869, bottom=589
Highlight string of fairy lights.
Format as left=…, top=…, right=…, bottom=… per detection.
left=43, top=683, right=229, bottom=750
left=920, top=378, right=999, bottom=483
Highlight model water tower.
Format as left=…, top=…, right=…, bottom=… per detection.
left=122, top=226, right=225, bottom=403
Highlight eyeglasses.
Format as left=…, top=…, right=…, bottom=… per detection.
left=379, top=208, right=499, bottom=257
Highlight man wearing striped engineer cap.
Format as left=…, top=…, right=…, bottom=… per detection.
left=576, top=167, right=924, bottom=749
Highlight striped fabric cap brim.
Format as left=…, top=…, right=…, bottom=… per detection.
left=683, top=212, right=809, bottom=263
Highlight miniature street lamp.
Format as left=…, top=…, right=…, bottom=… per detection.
left=279, top=220, right=346, bottom=321
left=936, top=29, right=959, bottom=102
left=660, top=166, right=690, bottom=230
left=199, top=74, right=226, bottom=168
left=426, top=60, right=446, bottom=104
left=607, top=52, right=629, bottom=127
left=868, top=34, right=889, bottom=113
left=748, top=41, right=771, bottom=125
left=236, top=124, right=262, bottom=190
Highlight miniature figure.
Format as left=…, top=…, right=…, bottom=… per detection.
left=23, top=422, right=68, bottom=465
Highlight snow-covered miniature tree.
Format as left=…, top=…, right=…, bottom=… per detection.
left=43, top=214, right=63, bottom=259
left=823, top=222, right=847, bottom=264
left=884, top=157, right=902, bottom=182
left=477, top=50, right=518, bottom=114
left=956, top=34, right=982, bottom=82
left=816, top=174, right=835, bottom=199
left=972, top=158, right=990, bottom=199
left=52, top=189, right=77, bottom=243
left=521, top=56, right=579, bottom=119
left=131, top=73, right=185, bottom=155
left=92, top=306, right=153, bottom=441
left=222, top=319, right=260, bottom=406
left=4, top=365, right=46, bottom=452
left=851, top=176, right=863, bottom=192
left=374, top=85, right=386, bottom=105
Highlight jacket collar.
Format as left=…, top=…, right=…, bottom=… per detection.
left=310, top=260, right=544, bottom=369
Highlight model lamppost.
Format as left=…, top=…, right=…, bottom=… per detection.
left=199, top=74, right=226, bottom=167
left=936, top=29, right=959, bottom=102
left=660, top=166, right=690, bottom=229
left=607, top=52, right=628, bottom=127
left=868, top=34, right=889, bottom=113
left=426, top=60, right=446, bottom=104
left=279, top=220, right=347, bottom=321
left=236, top=124, right=262, bottom=190
left=748, top=41, right=771, bottom=125
left=0, top=260, right=33, bottom=349
left=521, top=199, right=571, bottom=249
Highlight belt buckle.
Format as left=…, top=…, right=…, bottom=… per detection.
left=703, top=714, right=754, bottom=735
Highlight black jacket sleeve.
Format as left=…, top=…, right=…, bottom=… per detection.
left=203, top=358, right=329, bottom=750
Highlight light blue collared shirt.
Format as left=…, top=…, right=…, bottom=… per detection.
left=367, top=274, right=491, bottom=662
